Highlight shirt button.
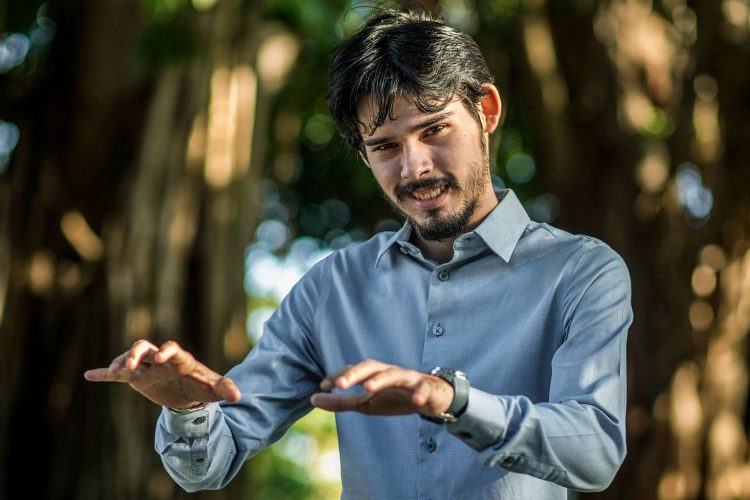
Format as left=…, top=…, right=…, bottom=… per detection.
left=438, top=270, right=450, bottom=281
left=426, top=438, right=437, bottom=452
left=399, top=246, right=409, bottom=255
left=502, top=456, right=515, bottom=467
left=432, top=324, right=444, bottom=336
left=195, top=458, right=206, bottom=464
left=192, top=416, right=206, bottom=425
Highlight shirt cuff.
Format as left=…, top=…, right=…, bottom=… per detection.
left=161, top=402, right=219, bottom=438
left=447, top=388, right=508, bottom=451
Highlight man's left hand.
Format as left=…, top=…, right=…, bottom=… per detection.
left=310, top=359, right=454, bottom=418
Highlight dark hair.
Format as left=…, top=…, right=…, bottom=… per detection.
left=327, top=10, right=495, bottom=152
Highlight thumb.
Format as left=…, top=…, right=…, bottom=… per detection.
left=215, top=377, right=241, bottom=403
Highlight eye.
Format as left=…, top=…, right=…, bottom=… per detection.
left=373, top=143, right=395, bottom=152
left=424, top=124, right=446, bottom=136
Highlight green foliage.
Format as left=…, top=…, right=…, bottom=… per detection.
left=140, top=0, right=192, bottom=19
left=137, top=2, right=198, bottom=67
left=264, top=0, right=350, bottom=44
left=247, top=410, right=342, bottom=500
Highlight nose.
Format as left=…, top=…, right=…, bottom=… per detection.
left=400, top=142, right=433, bottom=180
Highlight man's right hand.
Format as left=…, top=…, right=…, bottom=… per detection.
left=84, top=339, right=241, bottom=410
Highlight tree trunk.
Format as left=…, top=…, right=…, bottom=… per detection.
left=0, top=0, right=272, bottom=498
left=505, top=0, right=750, bottom=498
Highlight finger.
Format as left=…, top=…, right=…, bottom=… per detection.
left=154, top=340, right=184, bottom=364
left=108, top=351, right=129, bottom=373
left=310, top=393, right=365, bottom=412
left=335, top=359, right=389, bottom=389
left=127, top=340, right=158, bottom=370
left=362, top=367, right=421, bottom=393
left=84, top=365, right=134, bottom=383
left=214, top=376, right=242, bottom=403
left=84, top=367, right=120, bottom=382
left=320, top=365, right=352, bottom=391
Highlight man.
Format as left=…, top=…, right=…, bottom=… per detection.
left=85, top=10, right=631, bottom=499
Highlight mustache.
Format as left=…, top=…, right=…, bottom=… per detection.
left=394, top=176, right=461, bottom=200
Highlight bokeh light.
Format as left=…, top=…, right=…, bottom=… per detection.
left=0, top=120, right=20, bottom=173
left=505, top=152, right=536, bottom=184
left=675, top=163, right=713, bottom=221
left=0, top=33, right=31, bottom=73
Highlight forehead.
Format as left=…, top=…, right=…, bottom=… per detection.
left=356, top=94, right=463, bottom=138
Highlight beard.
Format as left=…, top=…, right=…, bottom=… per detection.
left=385, top=157, right=490, bottom=242
left=413, top=196, right=478, bottom=241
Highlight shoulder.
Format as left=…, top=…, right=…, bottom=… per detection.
left=317, top=230, right=398, bottom=271
left=521, top=222, right=626, bottom=268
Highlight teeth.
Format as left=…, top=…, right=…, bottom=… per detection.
left=412, top=186, right=445, bottom=200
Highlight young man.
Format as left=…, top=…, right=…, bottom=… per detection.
left=86, top=10, right=631, bottom=499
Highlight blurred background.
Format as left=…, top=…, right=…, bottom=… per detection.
left=1, top=0, right=749, bottom=498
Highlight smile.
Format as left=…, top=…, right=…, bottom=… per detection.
left=411, top=184, right=447, bottom=201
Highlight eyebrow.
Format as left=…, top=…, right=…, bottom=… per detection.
left=362, top=111, right=455, bottom=148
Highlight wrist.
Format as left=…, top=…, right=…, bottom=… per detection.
left=168, top=402, right=207, bottom=413
left=421, top=367, right=470, bottom=424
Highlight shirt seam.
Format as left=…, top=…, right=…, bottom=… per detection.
left=312, top=255, right=335, bottom=343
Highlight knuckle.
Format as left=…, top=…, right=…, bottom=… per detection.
left=161, top=340, right=179, bottom=350
left=132, top=339, right=154, bottom=351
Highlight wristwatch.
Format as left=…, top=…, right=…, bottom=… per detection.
left=421, top=367, right=470, bottom=424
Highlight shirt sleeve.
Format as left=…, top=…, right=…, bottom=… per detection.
left=154, top=258, right=331, bottom=492
left=446, top=243, right=632, bottom=492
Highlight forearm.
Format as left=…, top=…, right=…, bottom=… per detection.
left=447, top=388, right=625, bottom=491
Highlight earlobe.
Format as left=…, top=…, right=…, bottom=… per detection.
left=480, top=83, right=502, bottom=134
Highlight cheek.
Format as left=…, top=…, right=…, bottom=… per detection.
left=370, top=167, right=398, bottom=194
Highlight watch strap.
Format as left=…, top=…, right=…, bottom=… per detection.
left=421, top=367, right=470, bottom=424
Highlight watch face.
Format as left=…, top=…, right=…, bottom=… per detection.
left=431, top=367, right=466, bottom=381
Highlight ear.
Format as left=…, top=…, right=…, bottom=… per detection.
left=479, top=83, right=502, bottom=134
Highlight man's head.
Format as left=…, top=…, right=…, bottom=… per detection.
left=327, top=10, right=501, bottom=242
left=328, top=10, right=495, bottom=153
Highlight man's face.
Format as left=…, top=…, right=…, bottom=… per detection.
left=358, top=95, right=499, bottom=241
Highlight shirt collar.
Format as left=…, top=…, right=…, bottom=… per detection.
left=374, top=188, right=530, bottom=267
left=375, top=222, right=412, bottom=267
left=473, top=189, right=530, bottom=262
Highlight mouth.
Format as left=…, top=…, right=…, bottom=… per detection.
left=410, top=184, right=447, bottom=201
left=406, top=183, right=450, bottom=210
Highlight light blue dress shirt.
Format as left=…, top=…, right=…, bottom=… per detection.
left=156, top=189, right=632, bottom=499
